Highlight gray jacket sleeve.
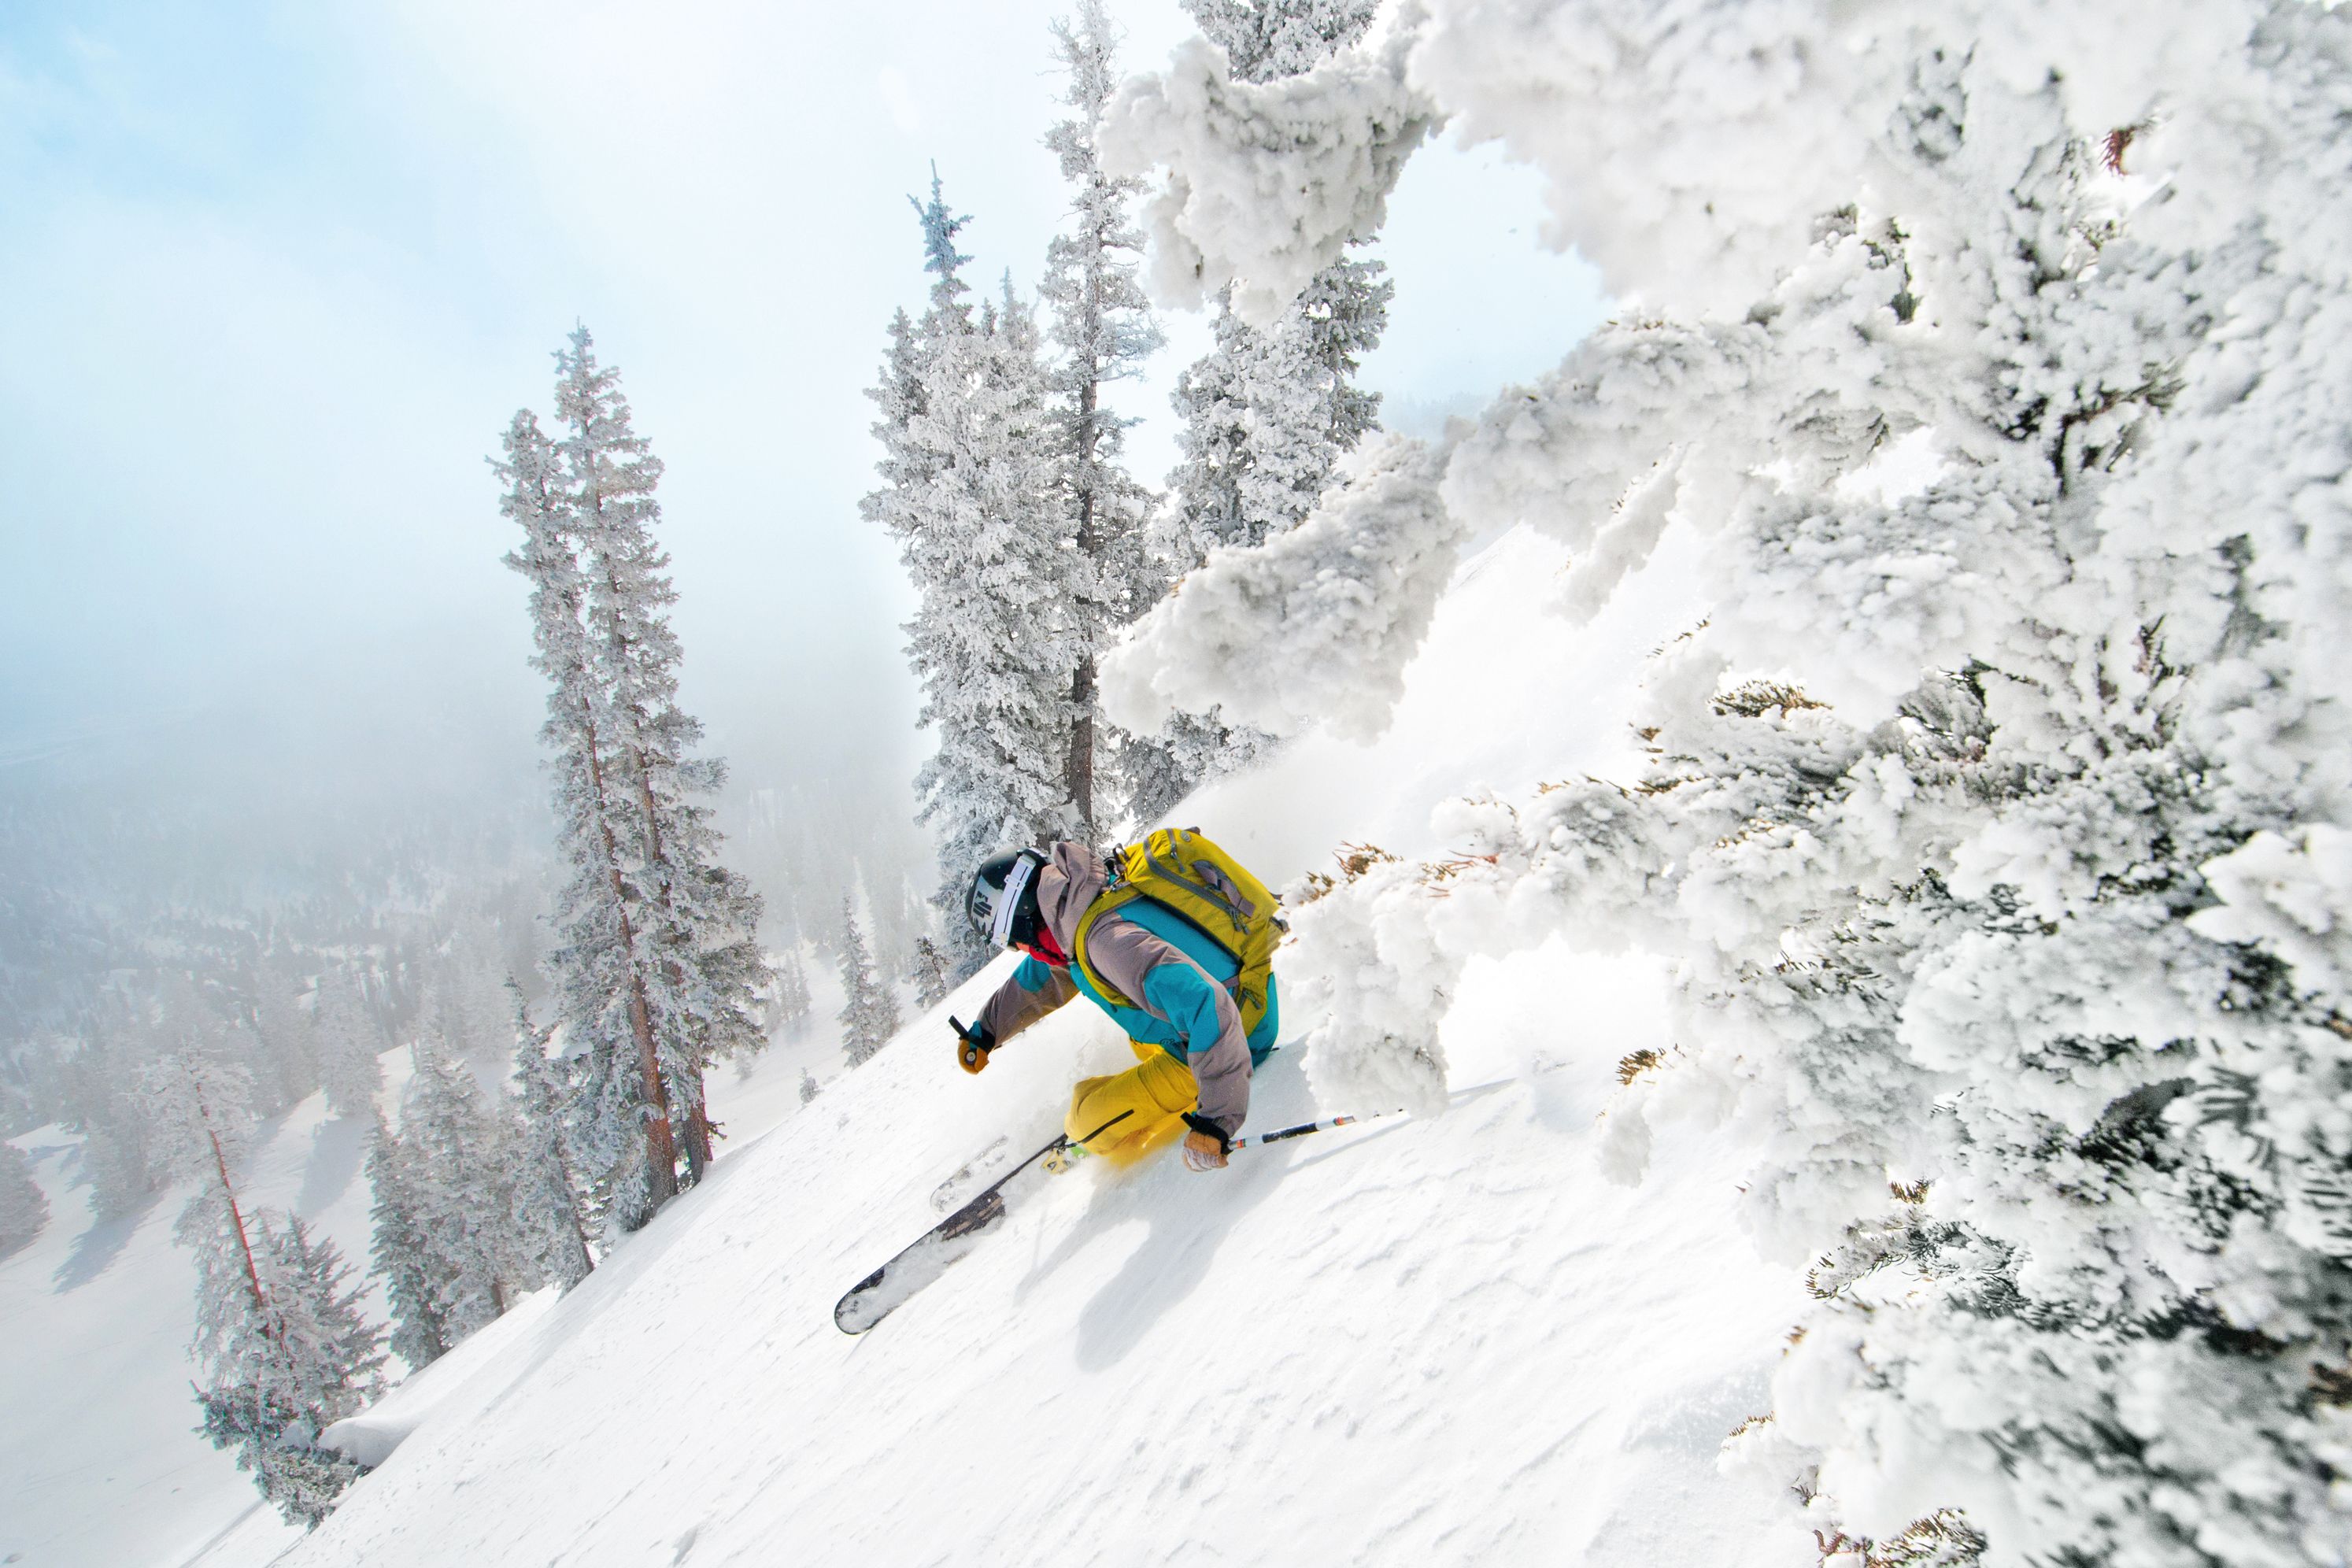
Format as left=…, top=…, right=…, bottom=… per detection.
left=1083, top=915, right=1253, bottom=1139
left=976, top=963, right=1078, bottom=1047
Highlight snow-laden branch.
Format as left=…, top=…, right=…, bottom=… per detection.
left=1102, top=2, right=2352, bottom=1558
left=2190, top=827, right=2352, bottom=997
left=1408, top=0, right=2224, bottom=317
left=1101, top=435, right=1461, bottom=744
left=1100, top=22, right=1438, bottom=326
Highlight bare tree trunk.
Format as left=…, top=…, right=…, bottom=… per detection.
left=578, top=696, right=676, bottom=1212
left=626, top=736, right=709, bottom=1188
left=1069, top=657, right=1096, bottom=838
left=616, top=912, right=676, bottom=1208
left=206, top=1122, right=268, bottom=1319
left=682, top=1074, right=714, bottom=1184
left=613, top=675, right=722, bottom=1189
left=1066, top=372, right=1102, bottom=837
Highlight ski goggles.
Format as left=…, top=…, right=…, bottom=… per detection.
left=978, top=849, right=1045, bottom=950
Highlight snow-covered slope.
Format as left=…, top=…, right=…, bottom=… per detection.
left=257, top=523, right=1815, bottom=1566
left=0, top=1011, right=841, bottom=1568
left=1, top=1078, right=395, bottom=1568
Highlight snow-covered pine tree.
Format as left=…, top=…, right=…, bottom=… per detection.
left=1182, top=0, right=1379, bottom=80
left=315, top=966, right=385, bottom=1122
left=798, top=1068, right=819, bottom=1106
left=193, top=1210, right=386, bottom=1528
left=425, top=939, right=505, bottom=1066
left=910, top=934, right=952, bottom=1011
left=500, top=404, right=675, bottom=1231
left=246, top=954, right=319, bottom=1111
left=156, top=971, right=241, bottom=1095
left=365, top=1108, right=447, bottom=1369
left=1102, top=5, right=2352, bottom=1557
left=835, top=895, right=901, bottom=1068
left=58, top=1011, right=159, bottom=1221
left=504, top=978, right=593, bottom=1292
left=767, top=945, right=813, bottom=1041
left=1043, top=0, right=1166, bottom=836
left=398, top=1028, right=520, bottom=1339
left=553, top=329, right=772, bottom=1188
left=146, top=1047, right=262, bottom=1285
left=373, top=945, right=424, bottom=1045
left=141, top=1041, right=364, bottom=1521
left=0, top=1140, right=47, bottom=1258
left=1167, top=262, right=1388, bottom=560
left=1132, top=0, right=1391, bottom=816
left=865, top=174, right=1079, bottom=973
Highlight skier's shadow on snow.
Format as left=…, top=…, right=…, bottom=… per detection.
left=1019, top=1148, right=1291, bottom=1373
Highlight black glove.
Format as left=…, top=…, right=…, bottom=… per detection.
left=952, top=1015, right=995, bottom=1074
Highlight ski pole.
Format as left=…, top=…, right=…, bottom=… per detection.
left=1232, top=1108, right=1406, bottom=1152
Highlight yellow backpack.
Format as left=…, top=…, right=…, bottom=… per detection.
left=1071, top=827, right=1283, bottom=1037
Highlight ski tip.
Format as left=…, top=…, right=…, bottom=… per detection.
left=834, top=1268, right=888, bottom=1334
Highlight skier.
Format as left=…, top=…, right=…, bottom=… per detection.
left=957, top=838, right=1281, bottom=1173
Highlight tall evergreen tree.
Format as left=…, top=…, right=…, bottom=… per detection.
left=147, top=1045, right=378, bottom=1522
left=767, top=945, right=813, bottom=1041
left=1044, top=0, right=1166, bottom=835
left=425, top=938, right=505, bottom=1065
left=835, top=896, right=901, bottom=1068
left=397, top=1029, right=518, bottom=1339
left=1137, top=0, right=1392, bottom=815
left=553, top=330, right=773, bottom=1189
left=504, top=980, right=594, bottom=1292
left=193, top=1211, right=386, bottom=1528
left=500, top=403, right=675, bottom=1230
left=910, top=935, right=952, bottom=1011
left=315, top=966, right=385, bottom=1122
left=365, top=1108, right=447, bottom=1369
left=60, top=1011, right=159, bottom=1221
left=246, top=954, right=319, bottom=1110
left=146, top=1048, right=264, bottom=1324
left=866, top=175, right=1078, bottom=973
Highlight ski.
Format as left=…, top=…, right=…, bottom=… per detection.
left=836, top=1089, right=1466, bottom=1333
left=834, top=1110, right=1132, bottom=1335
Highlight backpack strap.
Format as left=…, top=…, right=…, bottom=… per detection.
left=1072, top=834, right=1276, bottom=1040
left=1071, top=841, right=1149, bottom=1011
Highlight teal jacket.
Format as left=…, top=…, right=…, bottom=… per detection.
left=975, top=844, right=1278, bottom=1137
left=1008, top=898, right=1281, bottom=1067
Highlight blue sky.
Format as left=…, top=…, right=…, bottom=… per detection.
left=0, top=0, right=1604, bottom=819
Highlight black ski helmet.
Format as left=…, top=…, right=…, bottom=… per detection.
left=967, top=848, right=1047, bottom=949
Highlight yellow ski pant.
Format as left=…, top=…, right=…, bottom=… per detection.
left=1066, top=1041, right=1197, bottom=1168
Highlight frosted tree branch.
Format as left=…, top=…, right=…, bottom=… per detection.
left=1101, top=18, right=1439, bottom=326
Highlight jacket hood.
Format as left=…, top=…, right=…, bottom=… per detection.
left=1034, top=841, right=1105, bottom=952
